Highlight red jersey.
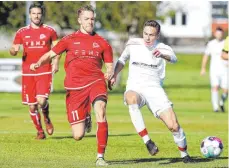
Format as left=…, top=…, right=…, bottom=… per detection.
left=13, top=24, right=58, bottom=75
left=52, top=31, right=113, bottom=89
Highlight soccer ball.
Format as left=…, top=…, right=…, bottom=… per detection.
left=200, top=136, right=223, bottom=158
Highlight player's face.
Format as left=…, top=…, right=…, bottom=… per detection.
left=214, top=30, right=223, bottom=41
left=143, top=26, right=159, bottom=46
left=78, top=11, right=95, bottom=34
left=29, top=8, right=43, bottom=26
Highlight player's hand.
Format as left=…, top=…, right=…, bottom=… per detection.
left=30, top=63, right=39, bottom=71
left=108, top=75, right=116, bottom=91
left=153, top=49, right=162, bottom=58
left=12, top=44, right=20, bottom=52
left=200, top=68, right=206, bottom=76
left=104, top=71, right=113, bottom=80
left=9, top=44, right=20, bottom=56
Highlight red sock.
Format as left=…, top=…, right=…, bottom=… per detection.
left=97, top=122, right=108, bottom=154
left=138, top=128, right=148, bottom=137
left=30, top=110, right=43, bottom=132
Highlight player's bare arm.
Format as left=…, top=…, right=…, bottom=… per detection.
left=153, top=49, right=177, bottom=63
left=104, top=63, right=113, bottom=80
left=30, top=50, right=57, bottom=71
left=200, top=54, right=209, bottom=75
left=9, top=44, right=20, bottom=56
left=110, top=61, right=124, bottom=86
left=51, top=40, right=61, bottom=74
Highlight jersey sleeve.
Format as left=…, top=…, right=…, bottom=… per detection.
left=160, top=44, right=177, bottom=63
left=204, top=42, right=211, bottom=56
left=52, top=37, right=68, bottom=55
left=102, top=42, right=113, bottom=63
left=118, top=45, right=130, bottom=65
left=223, top=36, right=228, bottom=53
left=13, top=31, right=22, bottom=44
left=51, top=29, right=58, bottom=41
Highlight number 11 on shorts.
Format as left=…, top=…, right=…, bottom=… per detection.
left=71, top=110, right=79, bottom=121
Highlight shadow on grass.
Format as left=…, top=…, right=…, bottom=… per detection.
left=51, top=133, right=136, bottom=140
left=109, top=156, right=228, bottom=165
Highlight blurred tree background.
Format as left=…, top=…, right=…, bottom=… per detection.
left=0, top=1, right=160, bottom=36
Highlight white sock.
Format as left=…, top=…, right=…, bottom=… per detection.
left=128, top=104, right=150, bottom=143
left=211, top=90, right=219, bottom=111
left=97, top=153, right=104, bottom=158
left=172, top=127, right=188, bottom=158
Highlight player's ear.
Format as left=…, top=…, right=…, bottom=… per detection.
left=78, top=17, right=81, bottom=24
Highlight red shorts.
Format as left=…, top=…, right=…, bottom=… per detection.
left=66, top=80, right=107, bottom=125
left=22, top=74, right=52, bottom=105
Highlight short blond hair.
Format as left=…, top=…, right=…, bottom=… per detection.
left=77, top=5, right=94, bottom=17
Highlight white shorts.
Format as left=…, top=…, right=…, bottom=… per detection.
left=210, top=72, right=228, bottom=89
left=124, top=85, right=173, bottom=118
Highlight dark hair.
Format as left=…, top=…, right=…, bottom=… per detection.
left=77, top=5, right=95, bottom=17
left=144, top=20, right=161, bottom=35
left=29, top=2, right=45, bottom=15
left=216, top=27, right=224, bottom=32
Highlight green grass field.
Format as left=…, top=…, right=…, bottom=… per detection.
left=0, top=52, right=228, bottom=168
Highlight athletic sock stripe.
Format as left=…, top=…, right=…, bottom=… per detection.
left=138, top=128, right=148, bottom=137
left=178, top=146, right=187, bottom=151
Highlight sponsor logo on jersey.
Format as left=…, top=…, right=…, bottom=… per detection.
left=93, top=42, right=100, bottom=48
left=25, top=41, right=46, bottom=48
left=132, top=61, right=158, bottom=69
left=40, top=34, right=46, bottom=39
left=74, top=50, right=100, bottom=57
left=74, top=42, right=80, bottom=45
left=25, top=36, right=30, bottom=38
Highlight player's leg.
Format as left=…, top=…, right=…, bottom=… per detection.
left=159, top=108, right=193, bottom=163
left=66, top=90, right=87, bottom=141
left=210, top=74, right=220, bottom=112
left=36, top=74, right=54, bottom=135
left=85, top=105, right=92, bottom=133
left=145, top=86, right=192, bottom=162
left=125, top=90, right=158, bottom=156
left=29, top=104, right=45, bottom=139
left=22, top=75, right=45, bottom=139
left=90, top=81, right=109, bottom=166
left=219, top=73, right=228, bottom=112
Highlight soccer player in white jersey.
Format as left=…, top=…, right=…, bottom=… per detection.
left=109, top=20, right=193, bottom=163
left=200, top=27, right=228, bottom=112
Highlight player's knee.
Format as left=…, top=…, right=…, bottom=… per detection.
left=37, top=98, right=47, bottom=107
left=73, top=135, right=84, bottom=141
left=29, top=105, right=37, bottom=112
left=72, top=132, right=84, bottom=141
left=94, top=101, right=107, bottom=122
left=125, top=91, right=138, bottom=104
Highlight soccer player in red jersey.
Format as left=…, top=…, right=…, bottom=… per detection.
left=30, top=5, right=113, bottom=166
left=9, top=3, right=60, bottom=140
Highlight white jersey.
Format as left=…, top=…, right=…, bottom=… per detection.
left=119, top=38, right=177, bottom=88
left=205, top=39, right=227, bottom=74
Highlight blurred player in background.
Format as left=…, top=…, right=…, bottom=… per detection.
left=200, top=27, right=227, bottom=112
left=109, top=20, right=193, bottom=163
left=9, top=3, right=60, bottom=139
left=221, top=36, right=228, bottom=60
left=30, top=5, right=113, bottom=166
